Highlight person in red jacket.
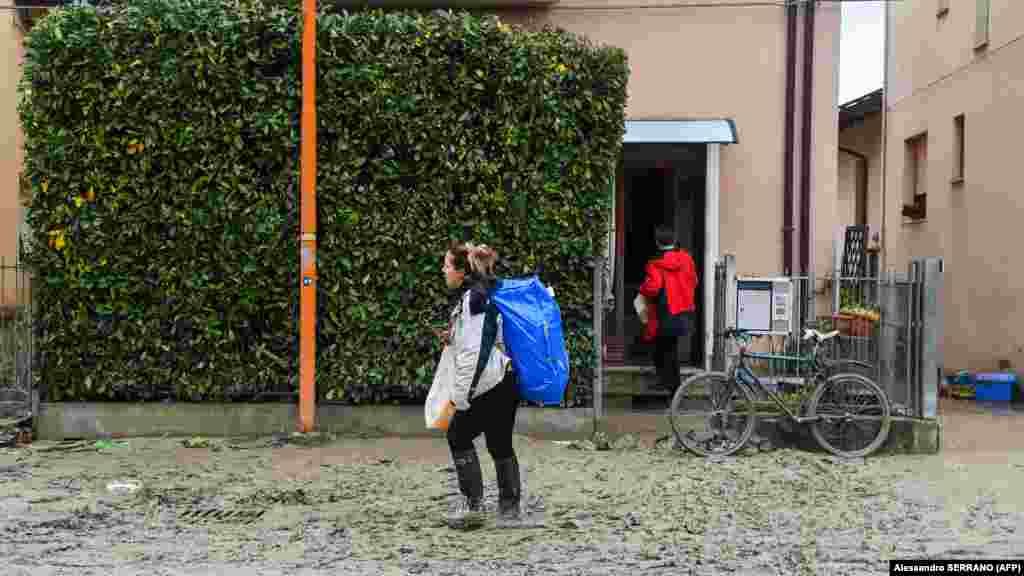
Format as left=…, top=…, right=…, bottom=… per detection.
left=639, top=225, right=699, bottom=391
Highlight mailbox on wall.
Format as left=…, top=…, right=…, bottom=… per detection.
left=736, top=277, right=792, bottom=335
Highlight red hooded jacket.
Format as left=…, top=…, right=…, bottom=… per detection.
left=638, top=249, right=698, bottom=342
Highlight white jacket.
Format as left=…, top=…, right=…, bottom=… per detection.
left=448, top=289, right=510, bottom=410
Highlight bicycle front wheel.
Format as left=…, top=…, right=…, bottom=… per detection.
left=669, top=372, right=757, bottom=458
left=808, top=373, right=891, bottom=458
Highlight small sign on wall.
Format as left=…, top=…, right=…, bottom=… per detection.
left=736, top=278, right=792, bottom=335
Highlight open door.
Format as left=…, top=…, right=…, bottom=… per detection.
left=609, top=143, right=705, bottom=367
left=603, top=119, right=736, bottom=371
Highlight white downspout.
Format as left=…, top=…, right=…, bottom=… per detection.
left=704, top=143, right=721, bottom=371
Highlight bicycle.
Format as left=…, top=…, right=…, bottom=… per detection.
left=761, top=320, right=878, bottom=382
left=669, top=327, right=892, bottom=458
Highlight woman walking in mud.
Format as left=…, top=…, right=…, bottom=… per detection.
left=438, top=241, right=522, bottom=529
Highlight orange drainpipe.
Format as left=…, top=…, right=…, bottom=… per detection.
left=299, top=0, right=318, bottom=433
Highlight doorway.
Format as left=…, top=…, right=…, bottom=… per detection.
left=614, top=143, right=706, bottom=366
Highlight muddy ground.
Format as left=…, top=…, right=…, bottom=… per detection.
left=2, top=430, right=1024, bottom=576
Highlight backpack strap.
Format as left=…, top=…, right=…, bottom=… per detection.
left=468, top=283, right=500, bottom=402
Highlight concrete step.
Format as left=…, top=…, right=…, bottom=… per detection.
left=601, top=365, right=705, bottom=409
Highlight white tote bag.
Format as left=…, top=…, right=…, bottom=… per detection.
left=634, top=292, right=649, bottom=325
left=425, top=345, right=457, bottom=430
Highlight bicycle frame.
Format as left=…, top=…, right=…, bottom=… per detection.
left=674, top=328, right=893, bottom=458
left=726, top=336, right=828, bottom=424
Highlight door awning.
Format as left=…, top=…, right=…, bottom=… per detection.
left=623, top=119, right=738, bottom=144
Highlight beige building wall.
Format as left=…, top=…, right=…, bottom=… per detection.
left=1, top=18, right=25, bottom=307
left=835, top=151, right=859, bottom=232
left=513, top=0, right=841, bottom=280
left=885, top=0, right=1024, bottom=371
left=838, top=111, right=883, bottom=235
left=810, top=2, right=842, bottom=318
left=832, top=106, right=884, bottom=312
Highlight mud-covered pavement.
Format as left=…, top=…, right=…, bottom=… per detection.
left=2, top=433, right=1023, bottom=576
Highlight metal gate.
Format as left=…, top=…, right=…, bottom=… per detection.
left=1, top=259, right=34, bottom=426
left=711, top=255, right=943, bottom=419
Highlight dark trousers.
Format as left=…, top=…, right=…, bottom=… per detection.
left=447, top=371, right=519, bottom=460
left=654, top=336, right=681, bottom=391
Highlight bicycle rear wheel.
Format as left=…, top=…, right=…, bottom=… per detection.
left=808, top=373, right=891, bottom=458
left=669, top=372, right=757, bottom=458
left=825, top=360, right=877, bottom=381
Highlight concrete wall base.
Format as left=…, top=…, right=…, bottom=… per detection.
left=749, top=417, right=942, bottom=455
left=883, top=416, right=942, bottom=455
left=34, top=402, right=941, bottom=455
left=34, top=402, right=595, bottom=441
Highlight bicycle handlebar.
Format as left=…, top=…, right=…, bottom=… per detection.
left=722, top=327, right=754, bottom=341
left=722, top=325, right=825, bottom=344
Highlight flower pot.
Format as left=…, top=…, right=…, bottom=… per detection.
left=833, top=314, right=875, bottom=338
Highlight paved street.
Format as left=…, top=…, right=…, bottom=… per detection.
left=2, top=416, right=1024, bottom=575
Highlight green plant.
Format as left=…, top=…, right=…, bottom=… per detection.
left=838, top=287, right=858, bottom=311
left=19, top=1, right=629, bottom=404
left=838, top=287, right=879, bottom=322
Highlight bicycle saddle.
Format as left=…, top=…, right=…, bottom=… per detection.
left=802, top=328, right=839, bottom=342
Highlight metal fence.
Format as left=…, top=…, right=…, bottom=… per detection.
left=1, top=259, right=34, bottom=421
left=711, top=255, right=943, bottom=419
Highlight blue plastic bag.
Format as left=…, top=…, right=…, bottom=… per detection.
left=469, top=276, right=570, bottom=406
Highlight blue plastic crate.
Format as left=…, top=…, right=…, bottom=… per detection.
left=974, top=372, right=1017, bottom=402
left=976, top=372, right=1017, bottom=383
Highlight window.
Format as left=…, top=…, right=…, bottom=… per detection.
left=953, top=115, right=965, bottom=184
left=975, top=0, right=990, bottom=50
left=903, top=134, right=928, bottom=222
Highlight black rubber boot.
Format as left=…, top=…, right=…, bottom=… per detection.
left=495, top=455, right=522, bottom=527
left=448, top=449, right=485, bottom=530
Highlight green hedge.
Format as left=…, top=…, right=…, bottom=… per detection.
left=18, top=0, right=628, bottom=404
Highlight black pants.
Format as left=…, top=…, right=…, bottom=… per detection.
left=654, top=336, right=681, bottom=391
left=447, top=371, right=519, bottom=460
